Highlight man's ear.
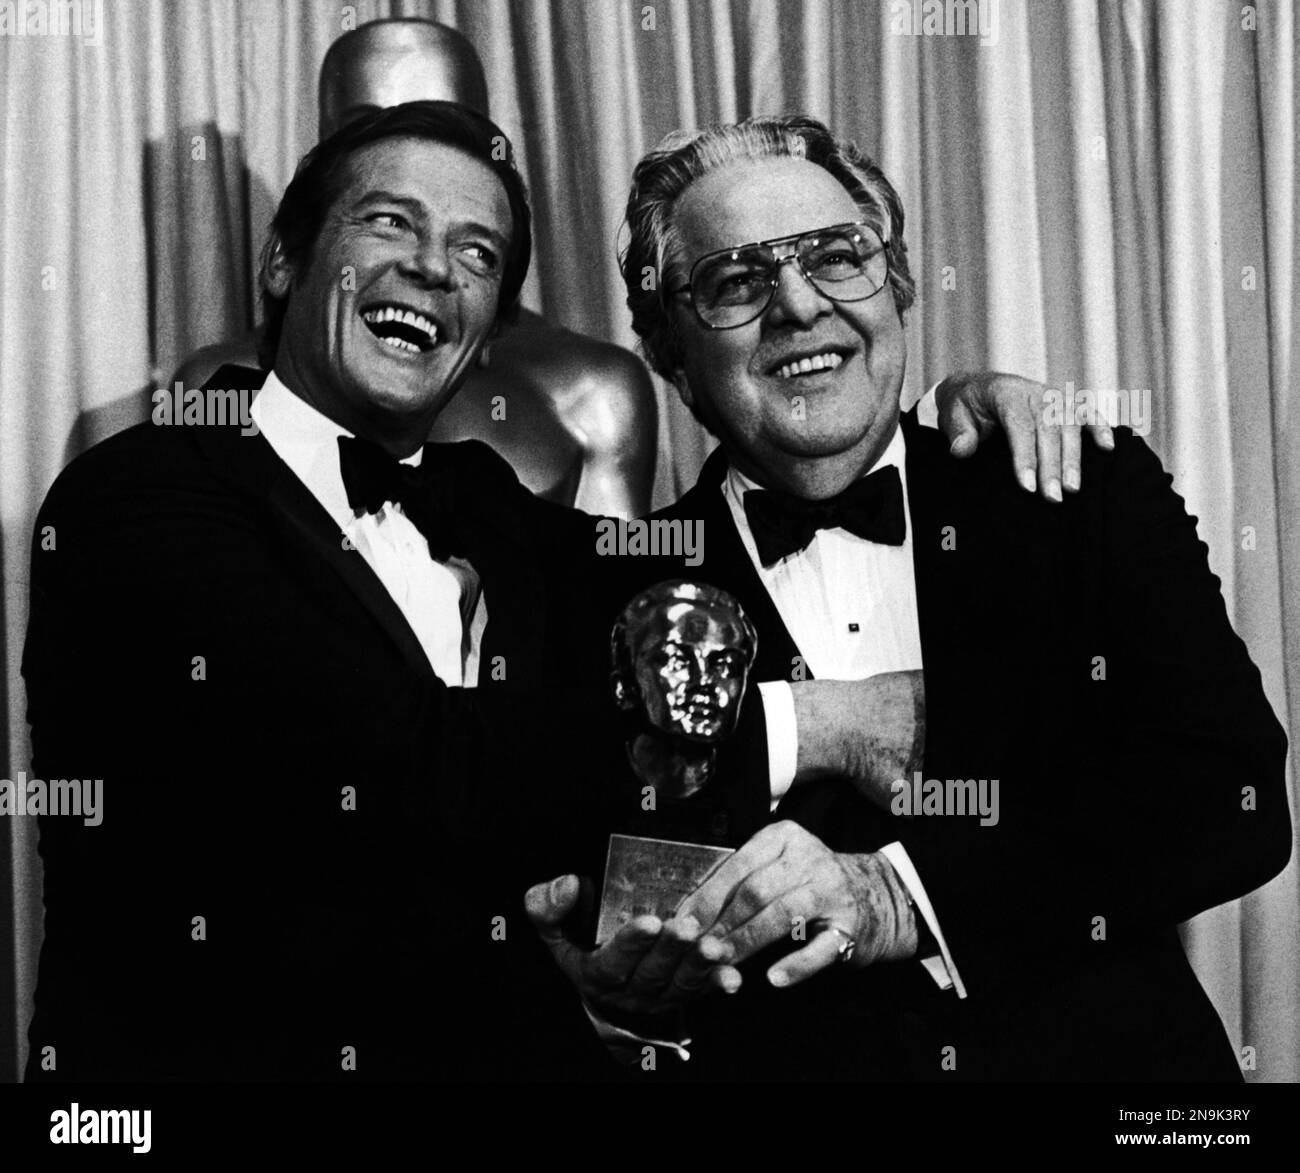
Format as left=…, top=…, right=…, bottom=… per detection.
left=261, top=234, right=294, bottom=300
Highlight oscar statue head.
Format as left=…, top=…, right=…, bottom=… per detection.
left=611, top=580, right=758, bottom=745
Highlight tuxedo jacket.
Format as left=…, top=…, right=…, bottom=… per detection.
left=20, top=366, right=698, bottom=1082
left=592, top=409, right=1291, bottom=1081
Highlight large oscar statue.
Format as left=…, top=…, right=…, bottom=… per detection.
left=596, top=580, right=758, bottom=944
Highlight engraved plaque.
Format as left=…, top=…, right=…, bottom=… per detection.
left=595, top=833, right=734, bottom=945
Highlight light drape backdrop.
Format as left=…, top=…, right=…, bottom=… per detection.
left=1, top=0, right=1296, bottom=1081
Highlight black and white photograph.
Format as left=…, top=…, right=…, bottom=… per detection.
left=0, top=0, right=1296, bottom=1155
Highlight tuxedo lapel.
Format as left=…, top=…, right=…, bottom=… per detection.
left=901, top=411, right=966, bottom=681
left=189, top=390, right=437, bottom=681
left=436, top=443, right=547, bottom=688
left=266, top=463, right=437, bottom=678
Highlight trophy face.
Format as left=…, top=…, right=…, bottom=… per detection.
left=629, top=601, right=752, bottom=743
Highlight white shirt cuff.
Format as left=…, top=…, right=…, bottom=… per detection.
left=581, top=1001, right=692, bottom=1063
left=758, top=680, right=798, bottom=811
left=878, top=841, right=967, bottom=999
left=916, top=381, right=941, bottom=429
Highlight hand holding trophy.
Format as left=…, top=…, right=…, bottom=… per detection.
left=524, top=581, right=760, bottom=1027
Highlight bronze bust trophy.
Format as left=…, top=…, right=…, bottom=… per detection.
left=597, top=581, right=758, bottom=943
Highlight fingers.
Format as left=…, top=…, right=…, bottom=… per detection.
left=706, top=853, right=809, bottom=944
left=675, top=821, right=798, bottom=929
left=1000, top=391, right=1040, bottom=496
left=708, top=963, right=743, bottom=995
left=1061, top=423, right=1083, bottom=493
left=712, top=850, right=855, bottom=969
left=766, top=927, right=848, bottom=989
left=610, top=913, right=742, bottom=1007
left=1087, top=419, right=1115, bottom=451
left=941, top=397, right=981, bottom=459
left=621, top=913, right=705, bottom=995
left=584, top=915, right=664, bottom=992
left=670, top=823, right=850, bottom=999
left=524, top=874, right=584, bottom=981
left=720, top=890, right=815, bottom=967
left=1035, top=408, right=1063, bottom=503
left=525, top=879, right=730, bottom=1011
left=523, top=874, right=580, bottom=934
left=525, top=877, right=671, bottom=1002
left=665, top=927, right=736, bottom=995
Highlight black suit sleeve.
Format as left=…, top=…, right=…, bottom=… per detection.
left=896, top=429, right=1290, bottom=997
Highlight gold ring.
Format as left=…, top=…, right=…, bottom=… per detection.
left=826, top=926, right=857, bottom=965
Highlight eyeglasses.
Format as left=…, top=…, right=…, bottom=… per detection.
left=668, top=221, right=890, bottom=330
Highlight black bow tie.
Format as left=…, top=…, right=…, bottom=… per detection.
left=743, top=464, right=905, bottom=567
left=337, top=435, right=462, bottom=561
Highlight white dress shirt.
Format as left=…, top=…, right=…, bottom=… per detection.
left=250, top=372, right=486, bottom=686
left=729, top=415, right=966, bottom=999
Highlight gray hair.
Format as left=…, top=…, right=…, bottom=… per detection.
left=619, top=114, right=916, bottom=378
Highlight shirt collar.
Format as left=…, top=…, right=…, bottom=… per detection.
left=250, top=370, right=423, bottom=528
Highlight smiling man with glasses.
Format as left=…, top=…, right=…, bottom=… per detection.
left=527, top=114, right=1290, bottom=1083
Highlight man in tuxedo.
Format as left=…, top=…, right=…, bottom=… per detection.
left=20, top=100, right=669, bottom=1082
left=174, top=16, right=658, bottom=517
left=528, top=114, right=1291, bottom=1081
